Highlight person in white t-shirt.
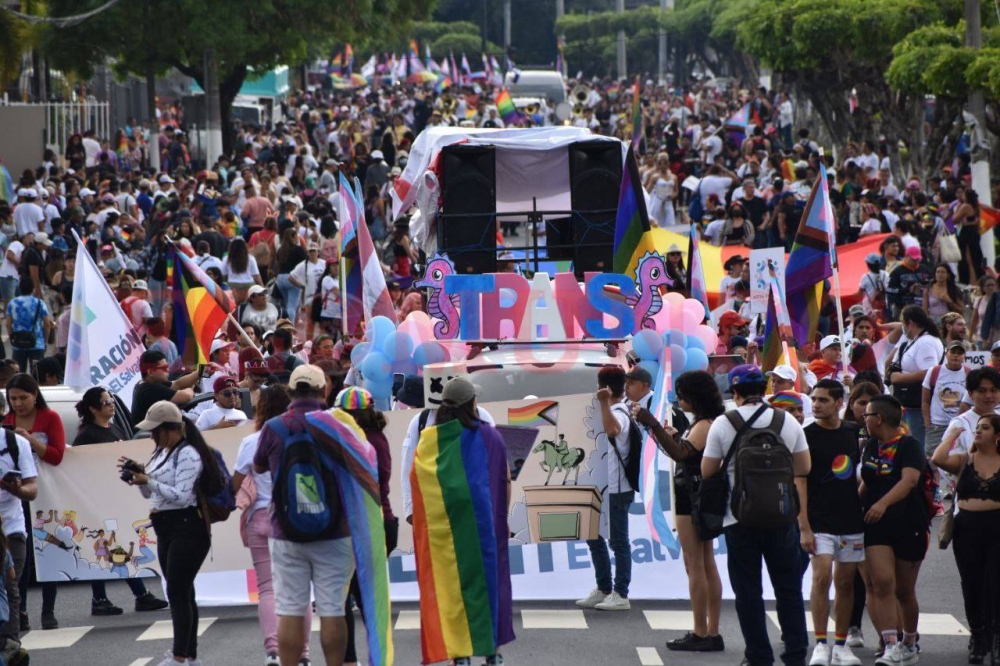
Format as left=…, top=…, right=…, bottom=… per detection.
left=941, top=367, right=1000, bottom=458
left=13, top=192, right=44, bottom=238
left=702, top=364, right=810, bottom=664
left=0, top=239, right=24, bottom=304
left=699, top=165, right=738, bottom=208
left=289, top=243, right=326, bottom=306
left=0, top=428, right=39, bottom=644
left=887, top=306, right=945, bottom=446
left=194, top=377, right=248, bottom=431
left=922, top=341, right=970, bottom=457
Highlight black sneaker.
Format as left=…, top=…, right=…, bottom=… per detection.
left=666, top=632, right=718, bottom=652
left=90, top=598, right=124, bottom=616
left=18, top=612, right=28, bottom=633
left=709, top=634, right=725, bottom=651
left=135, top=592, right=169, bottom=612
left=9, top=647, right=29, bottom=666
left=40, top=612, right=57, bottom=630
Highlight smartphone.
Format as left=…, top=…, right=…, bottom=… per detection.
left=198, top=364, right=211, bottom=379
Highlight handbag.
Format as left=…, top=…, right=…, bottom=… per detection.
left=692, top=404, right=768, bottom=541
left=10, top=299, right=42, bottom=350
left=939, top=233, right=961, bottom=263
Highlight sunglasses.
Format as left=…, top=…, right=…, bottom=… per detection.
left=217, top=390, right=239, bottom=398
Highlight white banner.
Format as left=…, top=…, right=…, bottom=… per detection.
left=64, top=234, right=143, bottom=409
left=749, top=247, right=785, bottom=315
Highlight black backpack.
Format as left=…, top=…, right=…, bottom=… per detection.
left=725, top=406, right=799, bottom=529
left=610, top=404, right=643, bottom=492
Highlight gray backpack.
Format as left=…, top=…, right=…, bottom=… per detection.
left=725, top=408, right=799, bottom=529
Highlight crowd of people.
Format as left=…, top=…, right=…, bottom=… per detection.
left=0, top=71, right=994, bottom=666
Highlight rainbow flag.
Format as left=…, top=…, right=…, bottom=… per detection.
left=507, top=401, right=559, bottom=428
left=339, top=173, right=364, bottom=334
left=344, top=44, right=354, bottom=76
left=686, top=224, right=709, bottom=318
left=612, top=145, right=652, bottom=275
left=785, top=162, right=835, bottom=346
left=639, top=345, right=673, bottom=544
left=631, top=76, right=642, bottom=150
left=167, top=241, right=234, bottom=364
left=980, top=205, right=1000, bottom=234
left=331, top=52, right=343, bottom=71
left=762, top=269, right=794, bottom=373
left=306, top=409, right=393, bottom=666
left=410, top=39, right=420, bottom=58
left=411, top=420, right=501, bottom=664
left=495, top=88, right=519, bottom=125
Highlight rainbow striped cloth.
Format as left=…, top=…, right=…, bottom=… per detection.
left=166, top=241, right=234, bottom=363
left=507, top=401, right=558, bottom=428
left=305, top=409, right=393, bottom=666
left=411, top=420, right=501, bottom=663
left=494, top=88, right=520, bottom=125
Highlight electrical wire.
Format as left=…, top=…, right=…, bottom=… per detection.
left=0, top=0, right=124, bottom=28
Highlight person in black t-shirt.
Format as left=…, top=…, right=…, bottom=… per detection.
left=131, top=350, right=199, bottom=428
left=799, top=380, right=864, bottom=666
left=859, top=395, right=928, bottom=664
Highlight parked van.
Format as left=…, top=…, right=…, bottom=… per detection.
left=504, top=70, right=567, bottom=105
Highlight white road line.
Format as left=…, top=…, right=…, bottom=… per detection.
left=127, top=660, right=153, bottom=666
left=395, top=610, right=421, bottom=630
left=20, top=625, right=94, bottom=650
left=765, top=611, right=970, bottom=637
left=636, top=646, right=664, bottom=665
left=136, top=617, right=217, bottom=641
left=644, top=610, right=696, bottom=630
left=520, top=609, right=588, bottom=629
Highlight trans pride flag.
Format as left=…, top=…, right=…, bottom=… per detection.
left=785, top=162, right=835, bottom=346
left=639, top=346, right=674, bottom=544
left=686, top=224, right=710, bottom=319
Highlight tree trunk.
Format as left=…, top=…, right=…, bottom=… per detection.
left=218, top=65, right=249, bottom=156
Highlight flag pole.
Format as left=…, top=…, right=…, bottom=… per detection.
left=226, top=310, right=260, bottom=351
left=819, top=149, right=848, bottom=363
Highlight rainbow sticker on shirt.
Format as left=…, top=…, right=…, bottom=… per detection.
left=831, top=454, right=853, bottom=480
left=864, top=435, right=900, bottom=476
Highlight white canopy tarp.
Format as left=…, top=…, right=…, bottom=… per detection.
left=390, top=126, right=627, bottom=220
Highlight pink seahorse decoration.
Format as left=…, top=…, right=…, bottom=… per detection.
left=625, top=252, right=673, bottom=330
left=415, top=254, right=461, bottom=339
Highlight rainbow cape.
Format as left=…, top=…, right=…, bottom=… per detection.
left=507, top=401, right=559, bottom=428
left=411, top=420, right=501, bottom=664
left=305, top=409, right=393, bottom=666
left=612, top=145, right=652, bottom=274
left=166, top=241, right=234, bottom=363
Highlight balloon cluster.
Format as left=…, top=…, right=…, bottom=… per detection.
left=629, top=295, right=720, bottom=402
left=350, top=313, right=453, bottom=400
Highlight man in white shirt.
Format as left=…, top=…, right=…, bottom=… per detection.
left=82, top=130, right=101, bottom=167
left=576, top=366, right=634, bottom=612
left=195, top=377, right=248, bottom=430
left=13, top=190, right=44, bottom=238
left=0, top=237, right=24, bottom=304
left=289, top=243, right=326, bottom=306
left=699, top=165, right=739, bottom=208
left=922, top=341, right=970, bottom=457
left=39, top=190, right=60, bottom=234
left=702, top=364, right=810, bottom=666
left=941, top=367, right=1000, bottom=458
left=0, top=429, right=39, bottom=648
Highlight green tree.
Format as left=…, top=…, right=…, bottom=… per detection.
left=41, top=0, right=432, bottom=152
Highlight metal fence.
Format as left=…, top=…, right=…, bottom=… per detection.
left=0, top=95, right=110, bottom=162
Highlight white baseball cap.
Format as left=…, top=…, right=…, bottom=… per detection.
left=820, top=335, right=842, bottom=350
left=248, top=284, right=267, bottom=297
left=289, top=364, right=327, bottom=390
left=79, top=187, right=95, bottom=198
left=371, top=150, right=384, bottom=161
left=209, top=338, right=235, bottom=355
left=136, top=401, right=184, bottom=431
left=766, top=364, right=797, bottom=382
left=158, top=174, right=175, bottom=184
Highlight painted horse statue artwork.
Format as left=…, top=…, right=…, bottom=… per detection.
left=533, top=434, right=585, bottom=485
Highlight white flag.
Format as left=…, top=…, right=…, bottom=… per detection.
left=65, top=234, right=144, bottom=409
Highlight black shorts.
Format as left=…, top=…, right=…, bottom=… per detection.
left=673, top=473, right=700, bottom=517
left=864, top=523, right=929, bottom=562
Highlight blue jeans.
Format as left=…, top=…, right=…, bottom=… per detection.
left=724, top=522, right=808, bottom=666
left=276, top=273, right=301, bottom=321
left=0, top=277, right=16, bottom=305
left=901, top=406, right=925, bottom=451
left=11, top=347, right=43, bottom=373
left=586, top=491, right=632, bottom=597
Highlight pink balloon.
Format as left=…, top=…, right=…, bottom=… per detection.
left=650, top=304, right=671, bottom=332
left=401, top=311, right=434, bottom=345
left=683, top=299, right=708, bottom=324
left=669, top=301, right=685, bottom=331
left=681, top=308, right=702, bottom=332
left=664, top=292, right=687, bottom=310
left=692, top=324, right=719, bottom=353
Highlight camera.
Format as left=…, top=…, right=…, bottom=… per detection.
left=885, top=362, right=902, bottom=385
left=120, top=459, right=143, bottom=483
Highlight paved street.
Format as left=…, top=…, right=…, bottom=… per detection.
left=23, top=523, right=973, bottom=666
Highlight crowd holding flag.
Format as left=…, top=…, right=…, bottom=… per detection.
left=166, top=239, right=236, bottom=364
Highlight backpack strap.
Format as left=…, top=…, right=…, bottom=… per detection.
left=722, top=403, right=770, bottom=466
left=929, top=364, right=942, bottom=387
left=1, top=428, right=20, bottom=471
left=417, top=409, right=430, bottom=434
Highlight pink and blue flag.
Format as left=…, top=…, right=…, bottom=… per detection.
left=339, top=173, right=364, bottom=334
left=638, top=346, right=673, bottom=545
left=687, top=224, right=709, bottom=319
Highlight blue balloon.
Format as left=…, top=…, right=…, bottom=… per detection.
left=350, top=342, right=371, bottom=366
left=663, top=330, right=687, bottom=348
left=382, top=331, right=415, bottom=362
left=632, top=329, right=664, bottom=361
left=391, top=358, right=418, bottom=376
left=365, top=316, right=396, bottom=349
left=361, top=351, right=392, bottom=382
left=365, top=376, right=392, bottom=400
left=684, top=348, right=709, bottom=372
left=669, top=344, right=687, bottom=372
left=685, top=336, right=706, bottom=352
left=638, top=360, right=659, bottom=379
left=413, top=341, right=447, bottom=368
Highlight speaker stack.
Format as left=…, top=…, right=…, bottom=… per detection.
left=438, top=144, right=498, bottom=274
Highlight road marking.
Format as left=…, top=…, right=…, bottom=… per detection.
left=636, top=646, right=664, bottom=665
left=311, top=616, right=320, bottom=632
left=644, top=610, right=696, bottom=630
left=395, top=611, right=421, bottom=630
left=20, top=625, right=93, bottom=650
left=520, top=609, right=588, bottom=629
left=766, top=611, right=969, bottom=637
left=136, top=617, right=217, bottom=641
left=127, top=660, right=153, bottom=666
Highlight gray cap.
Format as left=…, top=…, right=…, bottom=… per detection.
left=441, top=376, right=478, bottom=406
left=624, top=366, right=653, bottom=385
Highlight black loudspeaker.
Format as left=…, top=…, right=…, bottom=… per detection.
left=439, top=144, right=497, bottom=274
left=568, top=140, right=621, bottom=276
left=543, top=216, right=573, bottom=260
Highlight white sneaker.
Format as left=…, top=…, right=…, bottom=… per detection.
left=155, top=655, right=185, bottom=666
left=846, top=626, right=864, bottom=648
left=575, top=588, right=609, bottom=609
left=896, top=643, right=919, bottom=665
left=265, top=655, right=280, bottom=666
left=809, top=642, right=831, bottom=665
left=874, top=643, right=896, bottom=666
left=831, top=644, right=862, bottom=666
left=594, top=591, right=630, bottom=611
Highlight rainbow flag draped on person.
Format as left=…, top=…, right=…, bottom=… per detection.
left=305, top=409, right=393, bottom=666
left=411, top=420, right=508, bottom=664
left=784, top=162, right=835, bottom=346
left=631, top=77, right=642, bottom=149
left=686, top=224, right=710, bottom=318
left=613, top=145, right=652, bottom=275
left=495, top=88, right=519, bottom=125
left=166, top=241, right=234, bottom=363
left=507, top=401, right=559, bottom=428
